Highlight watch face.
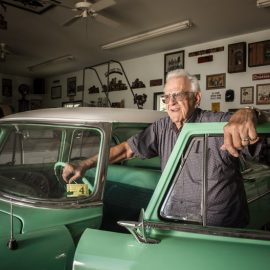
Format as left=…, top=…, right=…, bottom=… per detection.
left=225, top=89, right=234, bottom=102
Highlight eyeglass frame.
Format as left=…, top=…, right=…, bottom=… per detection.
left=161, top=91, right=195, bottom=104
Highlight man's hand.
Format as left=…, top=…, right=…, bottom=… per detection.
left=62, top=162, right=87, bottom=183
left=221, top=108, right=259, bottom=157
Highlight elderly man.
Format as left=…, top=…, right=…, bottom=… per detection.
left=63, top=69, right=260, bottom=227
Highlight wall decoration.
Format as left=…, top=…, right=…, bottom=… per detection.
left=2, top=0, right=59, bottom=14
left=131, top=78, right=145, bottom=89
left=210, top=91, right=221, bottom=100
left=211, top=102, right=220, bottom=112
left=240, top=86, right=254, bottom=104
left=256, top=83, right=270, bottom=105
left=134, top=93, right=147, bottom=109
left=111, top=100, right=125, bottom=108
left=150, top=79, right=162, bottom=87
left=2, top=78, right=12, bottom=97
left=206, top=73, right=226, bottom=90
left=252, top=72, right=270, bottom=80
left=62, top=100, right=83, bottom=107
left=228, top=42, right=246, bottom=73
left=153, top=92, right=166, bottom=112
left=225, top=89, right=234, bottom=102
left=198, top=55, right=213, bottom=63
left=51, top=85, right=61, bottom=99
left=189, top=46, right=224, bottom=57
left=88, top=85, right=99, bottom=94
left=248, top=40, right=270, bottom=67
left=164, top=50, right=185, bottom=82
left=67, top=77, right=76, bottom=96
left=102, top=78, right=127, bottom=92
left=105, top=68, right=122, bottom=77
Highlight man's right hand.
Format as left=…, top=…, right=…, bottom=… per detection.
left=62, top=162, right=86, bottom=183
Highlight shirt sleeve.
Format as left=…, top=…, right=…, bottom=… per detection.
left=127, top=122, right=159, bottom=159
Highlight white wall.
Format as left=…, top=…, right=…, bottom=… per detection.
left=44, top=28, right=270, bottom=111
left=2, top=28, right=270, bottom=112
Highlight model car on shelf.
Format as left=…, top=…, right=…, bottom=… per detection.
left=0, top=107, right=270, bottom=270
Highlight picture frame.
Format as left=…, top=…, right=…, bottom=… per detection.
left=2, top=78, right=12, bottom=97
left=153, top=92, right=166, bottom=111
left=228, top=42, right=246, bottom=73
left=67, top=77, right=76, bottom=96
left=206, top=73, right=226, bottom=90
left=164, top=50, right=185, bottom=82
left=248, top=40, right=270, bottom=67
left=256, top=83, right=270, bottom=105
left=51, top=85, right=62, bottom=99
left=240, top=86, right=254, bottom=104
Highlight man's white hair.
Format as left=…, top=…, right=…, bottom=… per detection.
left=166, top=69, right=201, bottom=92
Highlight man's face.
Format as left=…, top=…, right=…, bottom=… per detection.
left=163, top=76, right=201, bottom=129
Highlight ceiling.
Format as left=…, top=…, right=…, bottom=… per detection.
left=0, top=0, right=270, bottom=78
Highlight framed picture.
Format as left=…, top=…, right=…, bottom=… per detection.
left=62, top=100, right=83, bottom=108
left=228, top=42, right=246, bottom=73
left=248, top=40, right=270, bottom=67
left=67, top=77, right=76, bottom=96
left=256, top=83, right=270, bottom=105
left=2, top=78, right=12, bottom=97
left=164, top=50, right=185, bottom=82
left=240, top=86, right=254, bottom=104
left=153, top=92, right=166, bottom=111
left=51, top=86, right=62, bottom=99
left=206, top=73, right=226, bottom=90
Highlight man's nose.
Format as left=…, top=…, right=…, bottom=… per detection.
left=168, top=94, right=177, bottom=104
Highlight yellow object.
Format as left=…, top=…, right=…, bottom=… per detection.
left=66, top=184, right=89, bottom=197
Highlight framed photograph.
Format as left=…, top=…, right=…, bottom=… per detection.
left=51, top=86, right=62, bottom=99
left=240, top=86, right=254, bottom=104
left=256, top=83, right=270, bottom=105
left=153, top=92, right=166, bottom=111
left=206, top=73, right=226, bottom=90
left=2, top=78, right=12, bottom=97
left=248, top=40, right=270, bottom=67
left=164, top=50, right=185, bottom=82
left=62, top=100, right=83, bottom=108
left=67, top=77, right=76, bottom=96
left=228, top=42, right=246, bottom=73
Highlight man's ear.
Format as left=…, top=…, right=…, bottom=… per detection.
left=195, top=91, right=202, bottom=106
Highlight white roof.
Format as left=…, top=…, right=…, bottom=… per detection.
left=1, top=107, right=167, bottom=124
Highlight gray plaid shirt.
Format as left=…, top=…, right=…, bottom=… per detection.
left=128, top=108, right=250, bottom=227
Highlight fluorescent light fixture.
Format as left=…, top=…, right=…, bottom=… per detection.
left=101, top=20, right=192, bottom=50
left=257, top=0, right=270, bottom=8
left=28, top=54, right=75, bottom=72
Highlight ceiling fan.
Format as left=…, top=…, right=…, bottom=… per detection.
left=62, top=0, right=119, bottom=27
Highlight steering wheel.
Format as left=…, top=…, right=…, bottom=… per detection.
left=54, top=162, right=94, bottom=194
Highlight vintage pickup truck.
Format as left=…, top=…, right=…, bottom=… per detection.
left=0, top=107, right=270, bottom=270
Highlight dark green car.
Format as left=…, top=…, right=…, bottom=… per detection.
left=0, top=108, right=270, bottom=270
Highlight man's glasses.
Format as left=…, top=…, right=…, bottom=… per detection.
left=161, top=91, right=193, bottom=104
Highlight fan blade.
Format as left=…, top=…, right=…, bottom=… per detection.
left=62, top=14, right=82, bottom=27
left=92, top=0, right=116, bottom=12
left=94, top=14, right=119, bottom=28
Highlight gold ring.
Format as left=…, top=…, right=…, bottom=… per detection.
left=241, top=138, right=250, bottom=142
left=249, top=136, right=258, bottom=141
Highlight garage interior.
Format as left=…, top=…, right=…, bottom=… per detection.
left=0, top=0, right=270, bottom=114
